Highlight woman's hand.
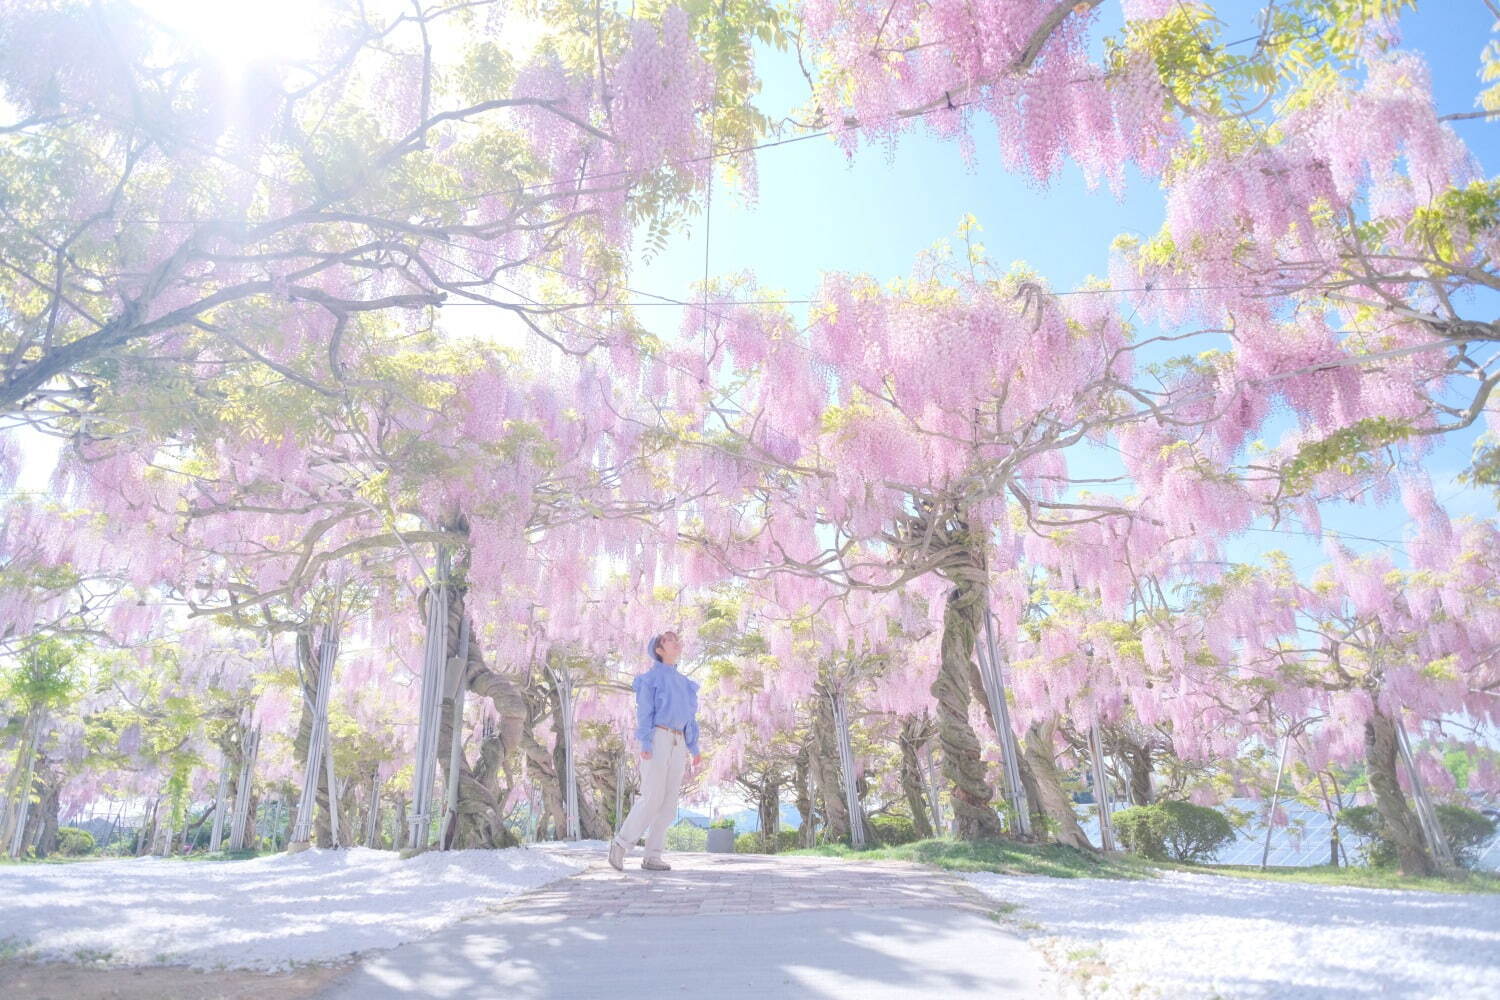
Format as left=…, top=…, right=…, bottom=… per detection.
left=692, top=753, right=702, bottom=768
left=641, top=750, right=653, bottom=760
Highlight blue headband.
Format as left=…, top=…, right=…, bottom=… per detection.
left=646, top=633, right=663, bottom=664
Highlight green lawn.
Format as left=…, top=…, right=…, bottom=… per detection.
left=784, top=838, right=1500, bottom=893
left=784, top=838, right=1153, bottom=879
left=1158, top=860, right=1500, bottom=894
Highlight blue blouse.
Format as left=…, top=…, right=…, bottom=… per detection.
left=632, top=661, right=701, bottom=756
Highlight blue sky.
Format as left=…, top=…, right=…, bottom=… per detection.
left=629, top=1, right=1500, bottom=581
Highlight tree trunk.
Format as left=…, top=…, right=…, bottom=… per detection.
left=423, top=575, right=524, bottom=850
left=898, top=717, right=935, bottom=840
left=291, top=629, right=336, bottom=848
left=932, top=582, right=1005, bottom=840
left=794, top=743, right=816, bottom=847
left=1364, top=708, right=1435, bottom=876
left=392, top=796, right=408, bottom=851
left=544, top=675, right=612, bottom=841
left=1123, top=738, right=1153, bottom=806
left=758, top=779, right=781, bottom=850
left=21, top=760, right=59, bottom=858
left=809, top=687, right=853, bottom=842
left=1023, top=720, right=1093, bottom=851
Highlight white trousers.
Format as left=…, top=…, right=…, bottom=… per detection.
left=613, top=727, right=688, bottom=861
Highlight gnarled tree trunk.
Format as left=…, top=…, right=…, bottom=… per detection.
left=1364, top=708, right=1435, bottom=876
left=1023, top=720, right=1092, bottom=851
left=898, top=715, right=936, bottom=841
left=932, top=581, right=1005, bottom=840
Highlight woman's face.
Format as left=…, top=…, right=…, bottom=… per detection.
left=658, top=631, right=683, bottom=664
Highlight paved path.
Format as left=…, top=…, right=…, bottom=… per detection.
left=318, top=849, right=1051, bottom=999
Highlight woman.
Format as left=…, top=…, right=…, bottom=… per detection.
left=608, top=630, right=702, bottom=871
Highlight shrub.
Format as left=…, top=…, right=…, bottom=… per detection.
left=733, top=829, right=804, bottom=854
left=664, top=822, right=707, bottom=852
left=1436, top=804, right=1498, bottom=868
left=55, top=827, right=95, bottom=856
left=1112, top=805, right=1170, bottom=860
left=870, top=814, right=918, bottom=846
left=1112, top=801, right=1235, bottom=863
left=1338, top=805, right=1395, bottom=867
left=1157, top=800, right=1235, bottom=863
left=709, top=818, right=735, bottom=830
left=1339, top=803, right=1497, bottom=869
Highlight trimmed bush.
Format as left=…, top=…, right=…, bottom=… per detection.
left=734, top=829, right=804, bottom=854
left=1342, top=803, right=1498, bottom=869
left=1113, top=801, right=1235, bottom=863
left=870, top=814, right=918, bottom=846
left=1338, top=805, right=1394, bottom=867
left=56, top=826, right=95, bottom=856
left=664, top=822, right=707, bottom=852
left=1157, top=800, right=1235, bottom=863
left=1112, top=805, right=1170, bottom=860
left=1437, top=804, right=1498, bottom=868
left=709, top=817, right=735, bottom=829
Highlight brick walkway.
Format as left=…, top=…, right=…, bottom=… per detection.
left=497, top=849, right=997, bottom=920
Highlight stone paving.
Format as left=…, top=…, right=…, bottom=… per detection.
left=318, top=848, right=1051, bottom=999
left=495, top=849, right=998, bottom=920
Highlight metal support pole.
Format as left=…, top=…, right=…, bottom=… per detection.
left=292, top=623, right=339, bottom=847
left=978, top=607, right=1031, bottom=836
left=5, top=707, right=45, bottom=859
left=365, top=774, right=382, bottom=846
left=209, top=748, right=230, bottom=852
left=1088, top=721, right=1115, bottom=853
left=409, top=550, right=450, bottom=850
left=548, top=662, right=581, bottom=841
left=229, top=725, right=260, bottom=851
left=922, top=741, right=946, bottom=836
left=1260, top=730, right=1291, bottom=871
left=830, top=687, right=866, bottom=849
left=1396, top=721, right=1453, bottom=868
left=615, top=753, right=624, bottom=830
left=440, top=612, right=471, bottom=849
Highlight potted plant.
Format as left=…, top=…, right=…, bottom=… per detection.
left=707, top=818, right=736, bottom=853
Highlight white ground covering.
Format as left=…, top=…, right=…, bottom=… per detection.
left=0, top=842, right=602, bottom=970
left=966, top=869, right=1500, bottom=999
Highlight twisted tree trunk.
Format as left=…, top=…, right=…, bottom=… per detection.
left=1364, top=708, right=1435, bottom=876
left=898, top=716, right=936, bottom=841
left=932, top=581, right=1006, bottom=840
left=1023, top=719, right=1092, bottom=851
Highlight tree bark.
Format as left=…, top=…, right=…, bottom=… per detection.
left=794, top=743, right=816, bottom=847
left=1364, top=708, right=1436, bottom=876
left=422, top=556, right=525, bottom=849
left=1023, top=720, right=1093, bottom=851
left=292, top=628, right=336, bottom=848
left=898, top=716, right=936, bottom=840
left=809, top=686, right=855, bottom=843
left=932, top=581, right=1005, bottom=840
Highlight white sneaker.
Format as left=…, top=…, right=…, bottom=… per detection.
left=608, top=840, right=625, bottom=871
left=641, top=857, right=671, bottom=871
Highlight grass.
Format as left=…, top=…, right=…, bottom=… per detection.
left=784, top=837, right=1154, bottom=879
left=785, top=838, right=1500, bottom=893
left=1159, top=860, right=1500, bottom=895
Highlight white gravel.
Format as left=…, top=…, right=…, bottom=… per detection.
left=965, top=869, right=1500, bottom=999
left=0, top=843, right=598, bottom=970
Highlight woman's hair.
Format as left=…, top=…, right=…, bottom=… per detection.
left=646, top=630, right=677, bottom=663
